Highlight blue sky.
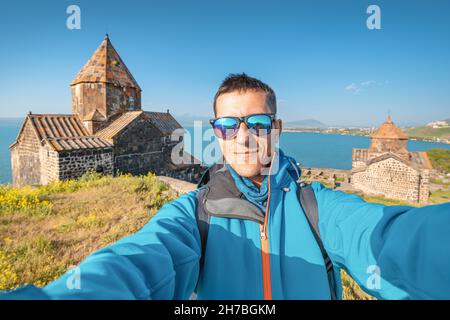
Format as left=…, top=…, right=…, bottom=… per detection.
left=0, top=0, right=449, bottom=126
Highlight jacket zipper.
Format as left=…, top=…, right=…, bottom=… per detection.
left=260, top=156, right=274, bottom=300
left=260, top=223, right=272, bottom=300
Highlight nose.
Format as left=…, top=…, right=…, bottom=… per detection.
left=235, top=121, right=250, bottom=145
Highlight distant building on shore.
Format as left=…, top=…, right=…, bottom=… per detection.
left=10, top=35, right=203, bottom=187
left=351, top=116, right=432, bottom=203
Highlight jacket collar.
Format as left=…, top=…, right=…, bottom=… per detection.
left=197, top=149, right=302, bottom=223
left=198, top=148, right=301, bottom=189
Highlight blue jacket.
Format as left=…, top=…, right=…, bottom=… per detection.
left=2, top=150, right=450, bottom=299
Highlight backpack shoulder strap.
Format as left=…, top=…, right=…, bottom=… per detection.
left=297, top=181, right=337, bottom=300
left=195, top=172, right=338, bottom=299
left=195, top=186, right=211, bottom=273
left=297, top=181, right=320, bottom=236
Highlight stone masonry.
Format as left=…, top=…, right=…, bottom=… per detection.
left=10, top=35, right=204, bottom=187
left=351, top=116, right=432, bottom=203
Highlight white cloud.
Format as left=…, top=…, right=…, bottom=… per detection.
left=345, top=80, right=385, bottom=94
left=361, top=80, right=376, bottom=86
left=345, top=83, right=360, bottom=94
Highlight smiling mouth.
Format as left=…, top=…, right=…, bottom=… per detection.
left=234, top=149, right=258, bottom=155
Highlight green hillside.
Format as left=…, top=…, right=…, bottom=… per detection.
left=426, top=148, right=450, bottom=173
left=404, top=126, right=450, bottom=140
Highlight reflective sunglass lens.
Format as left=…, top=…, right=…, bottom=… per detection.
left=213, top=117, right=239, bottom=139
left=247, top=115, right=272, bottom=135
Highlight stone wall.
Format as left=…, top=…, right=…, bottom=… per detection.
left=40, top=146, right=60, bottom=185
left=418, top=169, right=431, bottom=204
left=112, top=117, right=204, bottom=183
left=112, top=117, right=166, bottom=175
left=156, top=176, right=197, bottom=194
left=351, top=157, right=428, bottom=203
left=352, top=148, right=368, bottom=170
left=106, top=84, right=141, bottom=119
left=369, top=137, right=408, bottom=154
left=162, top=165, right=205, bottom=184
left=82, top=120, right=104, bottom=135
left=302, top=167, right=351, bottom=182
left=72, top=82, right=141, bottom=126
left=11, top=119, right=42, bottom=187
left=71, top=83, right=106, bottom=121
left=58, top=148, right=113, bottom=180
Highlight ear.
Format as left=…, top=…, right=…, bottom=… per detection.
left=274, top=119, right=282, bottom=135
left=270, top=119, right=282, bottom=145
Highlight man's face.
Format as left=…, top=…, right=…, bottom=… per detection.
left=214, top=90, right=282, bottom=178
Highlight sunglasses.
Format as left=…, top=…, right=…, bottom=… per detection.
left=209, top=113, right=276, bottom=140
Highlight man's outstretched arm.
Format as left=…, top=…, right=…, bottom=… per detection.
left=312, top=182, right=450, bottom=299
left=0, top=191, right=201, bottom=300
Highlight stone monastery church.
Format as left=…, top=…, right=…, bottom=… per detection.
left=351, top=116, right=433, bottom=203
left=10, top=35, right=203, bottom=187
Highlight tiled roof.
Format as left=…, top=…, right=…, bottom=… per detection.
left=96, top=111, right=183, bottom=141
left=360, top=151, right=432, bottom=171
left=371, top=116, right=408, bottom=140
left=96, top=111, right=144, bottom=141
left=11, top=114, right=112, bottom=151
left=145, top=111, right=183, bottom=136
left=83, top=109, right=106, bottom=121
left=71, top=35, right=141, bottom=90
left=44, top=137, right=112, bottom=152
left=28, top=114, right=89, bottom=140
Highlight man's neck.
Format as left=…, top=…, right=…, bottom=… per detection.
left=248, top=161, right=273, bottom=188
left=249, top=175, right=264, bottom=188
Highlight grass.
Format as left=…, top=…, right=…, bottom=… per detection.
left=0, top=171, right=176, bottom=291
left=429, top=189, right=450, bottom=204
left=341, top=270, right=374, bottom=300
left=430, top=178, right=450, bottom=186
left=363, top=195, right=418, bottom=206
left=334, top=175, right=346, bottom=183
left=426, top=149, right=450, bottom=174
left=404, top=126, right=450, bottom=140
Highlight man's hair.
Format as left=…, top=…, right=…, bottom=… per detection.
left=213, top=73, right=277, bottom=116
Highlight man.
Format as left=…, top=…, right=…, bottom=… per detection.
left=2, top=74, right=450, bottom=299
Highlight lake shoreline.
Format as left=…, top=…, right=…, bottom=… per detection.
left=282, top=128, right=450, bottom=144
left=2, top=122, right=450, bottom=184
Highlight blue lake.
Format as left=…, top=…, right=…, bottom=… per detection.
left=0, top=118, right=23, bottom=185
left=182, top=127, right=450, bottom=169
left=1, top=119, right=449, bottom=184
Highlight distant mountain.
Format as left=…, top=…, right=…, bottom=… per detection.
left=173, top=114, right=330, bottom=129
left=404, top=125, right=450, bottom=142
left=283, top=119, right=327, bottom=129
